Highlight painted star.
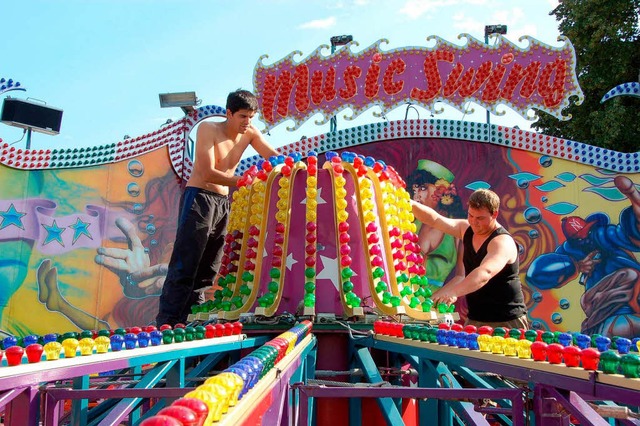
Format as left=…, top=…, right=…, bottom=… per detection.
left=42, top=220, right=66, bottom=246
left=285, top=252, right=298, bottom=271
left=69, top=217, right=92, bottom=244
left=316, top=254, right=340, bottom=292
left=0, top=203, right=26, bottom=230
left=301, top=187, right=328, bottom=205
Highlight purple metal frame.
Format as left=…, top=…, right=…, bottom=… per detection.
left=0, top=335, right=265, bottom=425
left=291, top=384, right=525, bottom=426
left=357, top=335, right=640, bottom=426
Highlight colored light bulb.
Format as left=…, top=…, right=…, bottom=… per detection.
left=5, top=345, right=24, bottom=366
left=456, top=332, right=469, bottom=349
left=150, top=330, right=163, bottom=346
left=547, top=343, right=564, bottom=364
left=157, top=405, right=199, bottom=426
left=492, top=327, right=507, bottom=338
left=563, top=345, right=581, bottom=367
left=477, top=334, right=492, bottom=352
left=162, top=329, right=175, bottom=344
left=25, top=343, right=43, bottom=363
left=595, top=336, right=611, bottom=352
left=124, top=333, right=138, bottom=349
left=516, top=339, right=533, bottom=359
left=615, top=337, right=632, bottom=354
left=79, top=338, right=95, bottom=356
left=557, top=333, right=573, bottom=347
left=541, top=331, right=555, bottom=345
left=490, top=336, right=505, bottom=354
left=110, top=334, right=124, bottom=351
left=575, top=334, right=591, bottom=350
left=467, top=333, right=480, bottom=350
left=138, top=332, right=151, bottom=348
left=2, top=335, right=17, bottom=350
left=524, top=330, right=538, bottom=343
left=599, top=350, right=621, bottom=374
left=171, top=398, right=209, bottom=426
left=478, top=326, right=493, bottom=336
left=580, top=348, right=600, bottom=371
left=62, top=338, right=79, bottom=358
left=43, top=333, right=59, bottom=344
left=503, top=337, right=518, bottom=357
left=43, top=341, right=62, bottom=360
left=619, top=354, right=640, bottom=379
left=95, top=336, right=111, bottom=353
left=530, top=341, right=548, bottom=362
left=23, top=334, right=40, bottom=347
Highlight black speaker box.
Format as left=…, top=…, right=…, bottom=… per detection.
left=1, top=98, right=63, bottom=135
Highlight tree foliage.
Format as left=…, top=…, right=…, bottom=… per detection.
left=531, top=0, right=640, bottom=152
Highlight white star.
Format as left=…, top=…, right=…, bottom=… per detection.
left=316, top=254, right=340, bottom=292
left=301, top=187, right=327, bottom=205
left=286, top=252, right=297, bottom=271
left=262, top=231, right=269, bottom=258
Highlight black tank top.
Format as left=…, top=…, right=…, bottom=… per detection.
left=463, top=226, right=526, bottom=322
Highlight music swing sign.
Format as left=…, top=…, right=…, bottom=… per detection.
left=252, top=34, right=584, bottom=131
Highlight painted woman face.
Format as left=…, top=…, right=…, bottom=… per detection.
left=412, top=183, right=438, bottom=208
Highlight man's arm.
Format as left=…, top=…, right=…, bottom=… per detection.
left=431, top=234, right=514, bottom=305
left=195, top=123, right=239, bottom=187
left=249, top=125, right=279, bottom=159
left=411, top=200, right=468, bottom=240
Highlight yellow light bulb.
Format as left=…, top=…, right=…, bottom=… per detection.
left=43, top=341, right=63, bottom=361
left=95, top=336, right=111, bottom=354
left=62, top=338, right=79, bottom=358
left=79, top=337, right=95, bottom=356
left=516, top=339, right=533, bottom=359
left=490, top=336, right=505, bottom=354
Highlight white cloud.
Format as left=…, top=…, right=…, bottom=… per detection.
left=452, top=13, right=484, bottom=36
left=399, top=0, right=450, bottom=20
left=493, top=7, right=524, bottom=25
left=297, top=17, right=337, bottom=29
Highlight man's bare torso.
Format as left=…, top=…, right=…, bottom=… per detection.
left=186, top=121, right=253, bottom=196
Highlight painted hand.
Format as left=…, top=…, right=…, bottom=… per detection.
left=95, top=217, right=167, bottom=298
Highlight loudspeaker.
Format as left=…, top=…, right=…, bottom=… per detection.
left=1, top=98, right=63, bottom=135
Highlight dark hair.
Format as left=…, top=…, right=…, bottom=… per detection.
left=407, top=169, right=438, bottom=198
left=226, top=89, right=259, bottom=114
left=407, top=168, right=465, bottom=218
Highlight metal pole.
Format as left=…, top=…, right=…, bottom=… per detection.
left=26, top=128, right=32, bottom=150
left=330, top=42, right=337, bottom=133
left=485, top=32, right=491, bottom=129
left=329, top=35, right=353, bottom=133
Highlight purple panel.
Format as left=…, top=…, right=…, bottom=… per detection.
left=313, top=169, right=341, bottom=314
left=278, top=169, right=309, bottom=315
left=342, top=171, right=370, bottom=307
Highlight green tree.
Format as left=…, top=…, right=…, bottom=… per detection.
left=532, top=0, right=640, bottom=152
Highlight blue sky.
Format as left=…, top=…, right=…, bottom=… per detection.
left=3, top=0, right=561, bottom=155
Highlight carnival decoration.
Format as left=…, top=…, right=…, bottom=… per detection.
left=253, top=35, right=584, bottom=132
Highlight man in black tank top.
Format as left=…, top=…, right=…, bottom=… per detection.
left=411, top=188, right=528, bottom=329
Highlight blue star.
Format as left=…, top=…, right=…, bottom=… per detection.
left=0, top=203, right=26, bottom=230
left=69, top=217, right=92, bottom=244
left=42, top=220, right=66, bottom=246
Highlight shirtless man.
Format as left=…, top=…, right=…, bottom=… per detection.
left=411, top=188, right=528, bottom=329
left=156, top=89, right=279, bottom=326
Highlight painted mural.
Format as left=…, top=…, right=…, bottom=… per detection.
left=1, top=35, right=638, bottom=340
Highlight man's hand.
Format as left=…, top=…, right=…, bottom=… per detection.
left=431, top=286, right=458, bottom=306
